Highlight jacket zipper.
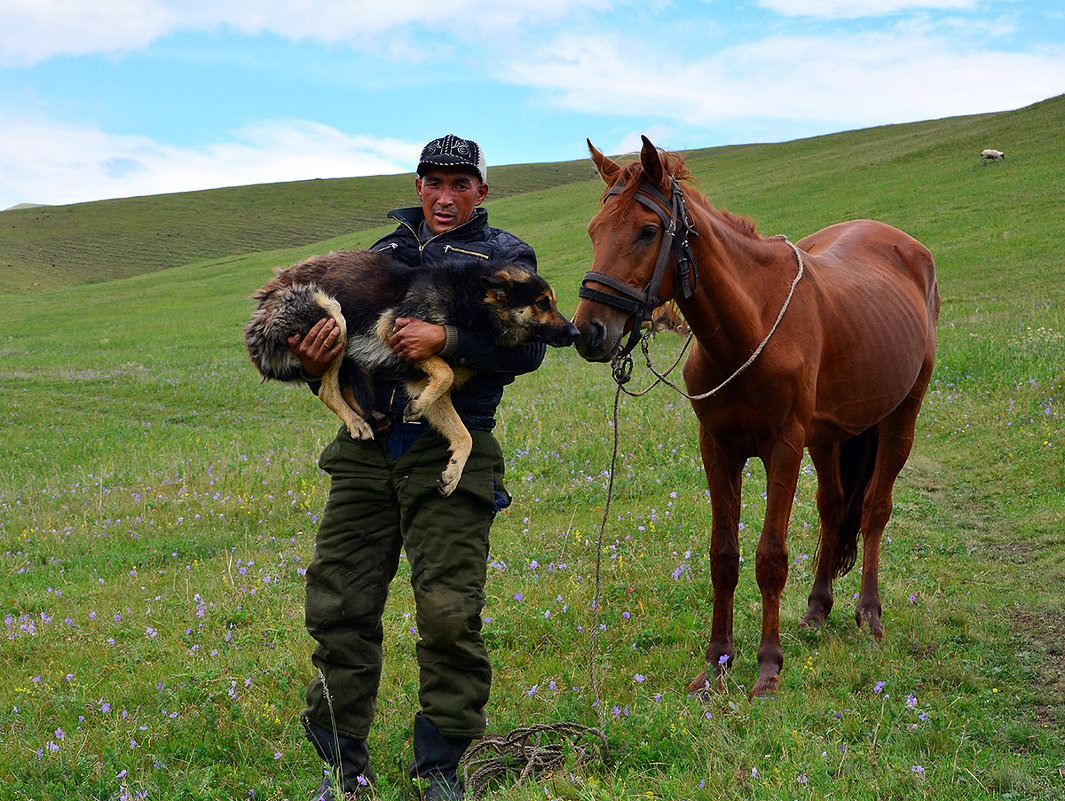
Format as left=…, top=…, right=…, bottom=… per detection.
left=442, top=244, right=489, bottom=259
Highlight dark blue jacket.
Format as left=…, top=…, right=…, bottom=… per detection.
left=368, top=206, right=545, bottom=429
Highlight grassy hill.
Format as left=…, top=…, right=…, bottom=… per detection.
left=0, top=97, right=1062, bottom=800
left=0, top=161, right=595, bottom=294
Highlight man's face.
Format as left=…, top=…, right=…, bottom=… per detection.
left=416, top=167, right=489, bottom=235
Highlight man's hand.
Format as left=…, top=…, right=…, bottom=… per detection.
left=288, top=317, right=344, bottom=377
left=388, top=318, right=446, bottom=362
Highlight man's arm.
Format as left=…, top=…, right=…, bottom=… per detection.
left=446, top=332, right=545, bottom=376
left=389, top=316, right=545, bottom=377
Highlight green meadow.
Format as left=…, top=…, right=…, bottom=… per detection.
left=1, top=95, right=1062, bottom=800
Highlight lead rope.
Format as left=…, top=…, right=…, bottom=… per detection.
left=462, top=237, right=804, bottom=797
left=587, top=379, right=625, bottom=728
left=460, top=395, right=621, bottom=798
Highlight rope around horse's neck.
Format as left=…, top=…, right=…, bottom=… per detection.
left=616, top=235, right=805, bottom=401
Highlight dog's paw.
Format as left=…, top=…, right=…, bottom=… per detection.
left=437, top=462, right=462, bottom=496
left=403, top=397, right=426, bottom=421
left=347, top=419, right=375, bottom=440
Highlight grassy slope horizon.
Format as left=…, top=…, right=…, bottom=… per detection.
left=0, top=96, right=1062, bottom=799
left=0, top=93, right=1060, bottom=296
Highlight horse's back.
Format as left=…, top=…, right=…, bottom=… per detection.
left=799, top=220, right=937, bottom=301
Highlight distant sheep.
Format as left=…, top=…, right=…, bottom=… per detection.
left=980, top=149, right=1005, bottom=162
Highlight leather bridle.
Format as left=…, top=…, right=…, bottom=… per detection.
left=578, top=177, right=699, bottom=359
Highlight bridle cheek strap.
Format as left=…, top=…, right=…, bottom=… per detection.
left=578, top=177, right=699, bottom=357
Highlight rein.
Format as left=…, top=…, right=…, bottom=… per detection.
left=578, top=177, right=698, bottom=359
left=613, top=235, right=807, bottom=402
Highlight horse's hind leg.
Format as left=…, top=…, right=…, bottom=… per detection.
left=751, top=435, right=803, bottom=696
left=801, top=443, right=845, bottom=629
left=855, top=393, right=925, bottom=639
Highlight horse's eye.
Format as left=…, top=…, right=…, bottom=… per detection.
left=639, top=225, right=659, bottom=241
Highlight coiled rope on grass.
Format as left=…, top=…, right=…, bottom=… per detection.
left=461, top=722, right=609, bottom=798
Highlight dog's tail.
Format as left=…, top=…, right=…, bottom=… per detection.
left=245, top=283, right=345, bottom=381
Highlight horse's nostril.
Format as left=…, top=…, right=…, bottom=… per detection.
left=586, top=319, right=606, bottom=349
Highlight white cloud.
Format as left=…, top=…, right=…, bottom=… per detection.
left=0, top=115, right=419, bottom=208
left=0, top=0, right=176, bottom=65
left=0, top=0, right=623, bottom=66
left=757, top=0, right=979, bottom=18
left=507, top=28, right=1065, bottom=140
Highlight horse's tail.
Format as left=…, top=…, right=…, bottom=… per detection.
left=829, top=426, right=879, bottom=579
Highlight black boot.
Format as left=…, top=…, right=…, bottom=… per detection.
left=304, top=718, right=375, bottom=798
left=410, top=713, right=471, bottom=801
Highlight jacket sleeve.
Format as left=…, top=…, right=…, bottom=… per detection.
left=499, top=237, right=538, bottom=273
left=448, top=333, right=546, bottom=375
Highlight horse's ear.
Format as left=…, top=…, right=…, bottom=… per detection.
left=640, top=135, right=664, bottom=187
left=588, top=139, right=621, bottom=185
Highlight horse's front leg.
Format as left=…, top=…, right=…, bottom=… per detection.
left=687, top=432, right=744, bottom=694
left=752, top=437, right=804, bottom=696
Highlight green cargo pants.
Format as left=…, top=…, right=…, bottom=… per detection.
left=302, top=423, right=506, bottom=741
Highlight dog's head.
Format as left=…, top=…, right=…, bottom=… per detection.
left=481, top=268, right=579, bottom=348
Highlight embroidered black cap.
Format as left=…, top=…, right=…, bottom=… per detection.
left=416, top=134, right=487, bottom=183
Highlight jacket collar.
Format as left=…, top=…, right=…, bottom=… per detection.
left=387, top=206, right=490, bottom=244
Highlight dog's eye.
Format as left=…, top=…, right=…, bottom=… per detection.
left=535, top=298, right=552, bottom=311
left=639, top=225, right=659, bottom=241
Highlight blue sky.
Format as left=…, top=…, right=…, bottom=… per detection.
left=1, top=0, right=1063, bottom=210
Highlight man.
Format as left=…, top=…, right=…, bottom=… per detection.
left=288, top=135, right=544, bottom=800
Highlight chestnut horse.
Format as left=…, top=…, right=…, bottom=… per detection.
left=573, top=137, right=939, bottom=696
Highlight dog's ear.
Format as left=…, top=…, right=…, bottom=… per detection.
left=481, top=272, right=514, bottom=302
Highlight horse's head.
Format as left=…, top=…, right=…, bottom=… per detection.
left=572, top=136, right=694, bottom=362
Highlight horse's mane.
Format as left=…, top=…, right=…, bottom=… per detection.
left=601, top=148, right=759, bottom=238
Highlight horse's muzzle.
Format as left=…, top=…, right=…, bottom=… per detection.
left=572, top=317, right=620, bottom=362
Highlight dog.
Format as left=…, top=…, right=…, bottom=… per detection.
left=245, top=249, right=578, bottom=495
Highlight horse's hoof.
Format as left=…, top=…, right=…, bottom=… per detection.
left=856, top=607, right=885, bottom=641
left=750, top=674, right=780, bottom=698
left=687, top=669, right=727, bottom=698
left=687, top=671, right=713, bottom=696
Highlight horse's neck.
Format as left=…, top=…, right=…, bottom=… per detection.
left=679, top=207, right=783, bottom=367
